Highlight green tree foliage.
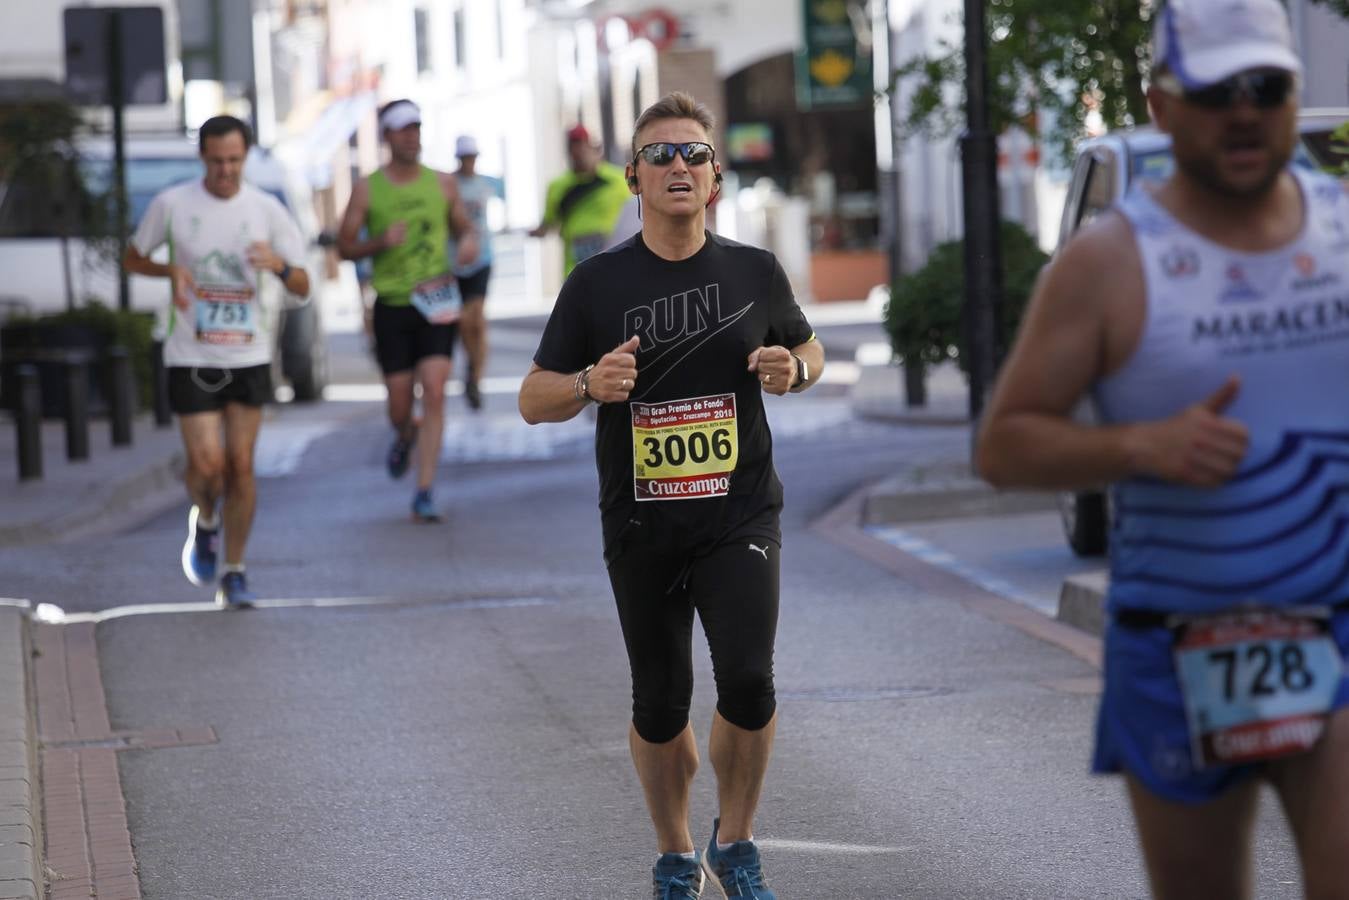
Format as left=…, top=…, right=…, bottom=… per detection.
left=1310, top=0, right=1349, bottom=17
left=893, top=0, right=1154, bottom=165
left=884, top=220, right=1049, bottom=370
left=0, top=98, right=115, bottom=257
left=893, top=0, right=1349, bottom=166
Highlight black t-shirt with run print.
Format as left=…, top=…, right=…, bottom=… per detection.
left=533, top=231, right=815, bottom=556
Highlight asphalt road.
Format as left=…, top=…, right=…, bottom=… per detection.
left=7, top=318, right=1305, bottom=898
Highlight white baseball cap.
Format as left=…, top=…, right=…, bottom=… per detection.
left=380, top=101, right=421, bottom=132
left=1153, top=0, right=1302, bottom=90
left=455, top=135, right=479, bottom=157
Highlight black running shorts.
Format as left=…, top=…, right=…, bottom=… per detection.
left=372, top=300, right=457, bottom=376
left=457, top=266, right=491, bottom=301
left=167, top=363, right=273, bottom=414
left=606, top=535, right=781, bottom=744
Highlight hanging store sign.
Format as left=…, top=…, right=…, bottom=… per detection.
left=796, top=0, right=872, bottom=110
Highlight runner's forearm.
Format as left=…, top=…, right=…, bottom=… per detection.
left=122, top=247, right=172, bottom=279
left=336, top=235, right=388, bottom=261
left=519, top=366, right=591, bottom=424
left=976, top=412, right=1146, bottom=490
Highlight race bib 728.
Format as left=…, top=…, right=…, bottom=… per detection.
left=631, top=393, right=738, bottom=501
left=1174, top=609, right=1343, bottom=768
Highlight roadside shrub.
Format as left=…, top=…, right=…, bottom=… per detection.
left=8, top=302, right=156, bottom=409
left=883, top=220, right=1049, bottom=372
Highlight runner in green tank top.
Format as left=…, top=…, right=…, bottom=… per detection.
left=366, top=165, right=450, bottom=306
left=336, top=99, right=479, bottom=522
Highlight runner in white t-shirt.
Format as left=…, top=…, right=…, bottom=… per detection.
left=124, top=115, right=311, bottom=608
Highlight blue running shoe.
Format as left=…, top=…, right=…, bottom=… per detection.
left=703, top=819, right=776, bottom=899
left=386, top=426, right=417, bottom=479
left=653, top=853, right=704, bottom=899
left=411, top=489, right=440, bottom=522
left=216, top=571, right=257, bottom=609
left=180, top=506, right=218, bottom=587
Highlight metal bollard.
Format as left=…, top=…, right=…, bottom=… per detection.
left=150, top=339, right=171, bottom=427
left=15, top=364, right=42, bottom=480
left=64, top=356, right=89, bottom=461
left=107, top=346, right=134, bottom=447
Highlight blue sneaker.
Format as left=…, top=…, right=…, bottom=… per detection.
left=386, top=426, right=417, bottom=479
left=411, top=489, right=440, bottom=522
left=216, top=571, right=257, bottom=609
left=653, top=852, right=704, bottom=899
left=180, top=506, right=218, bottom=586
left=703, top=819, right=776, bottom=899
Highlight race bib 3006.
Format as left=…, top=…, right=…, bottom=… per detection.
left=410, top=272, right=462, bottom=324
left=631, top=393, right=738, bottom=501
left=1173, top=608, right=1343, bottom=769
left=194, top=285, right=257, bottom=345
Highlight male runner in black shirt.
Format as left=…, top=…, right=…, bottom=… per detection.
left=520, top=92, right=823, bottom=899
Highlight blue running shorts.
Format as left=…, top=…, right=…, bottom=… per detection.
left=1093, top=606, right=1349, bottom=804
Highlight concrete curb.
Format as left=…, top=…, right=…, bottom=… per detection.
left=0, top=606, right=41, bottom=899
left=0, top=451, right=184, bottom=549
left=1058, top=571, right=1109, bottom=637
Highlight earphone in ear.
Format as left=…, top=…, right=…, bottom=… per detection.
left=714, top=171, right=723, bottom=184
left=627, top=175, right=638, bottom=186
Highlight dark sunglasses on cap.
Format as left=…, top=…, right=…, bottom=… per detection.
left=634, top=141, right=716, bottom=166
left=1158, top=70, right=1296, bottom=110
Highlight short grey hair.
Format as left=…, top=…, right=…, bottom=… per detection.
left=630, top=92, right=716, bottom=160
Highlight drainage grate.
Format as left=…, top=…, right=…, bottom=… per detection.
left=776, top=685, right=951, bottom=703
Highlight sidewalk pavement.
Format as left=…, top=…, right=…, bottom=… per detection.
left=0, top=413, right=185, bottom=899
left=847, top=352, right=1111, bottom=637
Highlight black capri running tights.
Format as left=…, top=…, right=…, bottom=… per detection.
left=607, top=538, right=780, bottom=744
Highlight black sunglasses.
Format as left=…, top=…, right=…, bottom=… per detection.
left=1171, top=70, right=1296, bottom=110
left=634, top=141, right=715, bottom=167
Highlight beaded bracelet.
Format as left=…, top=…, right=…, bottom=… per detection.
left=574, top=364, right=596, bottom=403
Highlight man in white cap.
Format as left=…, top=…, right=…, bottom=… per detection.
left=337, top=99, right=479, bottom=521
left=976, top=1, right=1349, bottom=896
left=450, top=134, right=504, bottom=410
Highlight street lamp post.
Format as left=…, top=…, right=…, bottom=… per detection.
left=959, top=0, right=1003, bottom=422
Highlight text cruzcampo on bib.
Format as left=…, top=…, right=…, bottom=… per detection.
left=1172, top=608, right=1344, bottom=769
left=631, top=393, right=738, bottom=501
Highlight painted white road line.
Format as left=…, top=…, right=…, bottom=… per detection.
left=323, top=376, right=525, bottom=404
left=867, top=525, right=1055, bottom=614
left=254, top=423, right=339, bottom=477
left=321, top=365, right=861, bottom=405
left=755, top=838, right=914, bottom=855
left=48, top=595, right=559, bottom=625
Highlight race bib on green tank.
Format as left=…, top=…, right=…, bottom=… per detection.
left=410, top=272, right=462, bottom=324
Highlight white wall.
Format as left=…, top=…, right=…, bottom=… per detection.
left=594, top=0, right=799, bottom=78
left=1291, top=0, right=1349, bottom=109
left=892, top=0, right=966, bottom=270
